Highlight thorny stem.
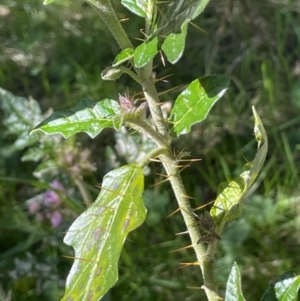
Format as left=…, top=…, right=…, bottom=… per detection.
left=91, top=1, right=219, bottom=300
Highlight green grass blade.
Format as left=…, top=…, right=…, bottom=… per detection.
left=61, top=164, right=147, bottom=301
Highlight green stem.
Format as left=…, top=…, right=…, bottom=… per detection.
left=125, top=118, right=167, bottom=147
left=160, top=154, right=219, bottom=301
left=85, top=0, right=133, bottom=50
left=140, top=76, right=168, bottom=136
left=138, top=147, right=168, bottom=168
left=119, top=66, right=142, bottom=84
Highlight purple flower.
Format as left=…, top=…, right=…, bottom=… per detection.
left=50, top=180, right=64, bottom=191
left=50, top=211, right=63, bottom=228
left=44, top=180, right=64, bottom=206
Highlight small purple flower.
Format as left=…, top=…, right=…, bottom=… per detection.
left=50, top=211, right=63, bottom=228
left=44, top=190, right=61, bottom=206
left=44, top=180, right=64, bottom=206
left=50, top=180, right=64, bottom=191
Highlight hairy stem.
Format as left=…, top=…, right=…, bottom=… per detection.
left=85, top=0, right=133, bottom=50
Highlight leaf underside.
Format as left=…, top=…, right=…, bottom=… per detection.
left=31, top=98, right=122, bottom=138
left=61, top=165, right=147, bottom=301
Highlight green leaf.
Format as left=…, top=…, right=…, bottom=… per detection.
left=150, top=0, right=211, bottom=40
left=225, top=262, right=247, bottom=301
left=169, top=75, right=230, bottom=136
left=112, top=48, right=134, bottom=67
left=61, top=165, right=147, bottom=301
left=121, top=0, right=155, bottom=20
left=134, top=37, right=158, bottom=68
left=161, top=24, right=187, bottom=64
left=211, top=106, right=268, bottom=226
left=261, top=272, right=300, bottom=301
left=31, top=98, right=122, bottom=138
left=0, top=88, right=44, bottom=154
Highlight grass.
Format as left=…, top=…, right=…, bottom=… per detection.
left=1, top=0, right=300, bottom=300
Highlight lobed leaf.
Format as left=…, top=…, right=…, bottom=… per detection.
left=134, top=37, right=158, bottom=68
left=169, top=75, right=230, bottom=136
left=261, top=272, right=300, bottom=301
left=31, top=98, right=122, bottom=138
left=161, top=24, right=187, bottom=64
left=225, top=262, right=247, bottom=301
left=211, top=107, right=268, bottom=226
left=61, top=165, right=147, bottom=301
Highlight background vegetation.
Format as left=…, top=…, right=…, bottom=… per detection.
left=1, top=0, right=300, bottom=300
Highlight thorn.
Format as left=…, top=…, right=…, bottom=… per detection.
left=140, top=28, right=149, bottom=39
left=192, top=200, right=216, bottom=212
left=182, top=194, right=196, bottom=200
left=62, top=255, right=98, bottom=264
left=189, top=22, right=208, bottom=34
left=94, top=185, right=125, bottom=197
left=177, top=164, right=191, bottom=172
left=177, top=158, right=202, bottom=162
left=154, top=73, right=174, bottom=83
left=157, top=85, right=185, bottom=96
left=149, top=158, right=161, bottom=162
left=166, top=207, right=181, bottom=218
left=156, top=172, right=168, bottom=178
left=187, top=286, right=203, bottom=290
left=150, top=177, right=170, bottom=187
left=119, top=17, right=130, bottom=22
left=175, top=230, right=189, bottom=235
left=159, top=50, right=166, bottom=66
left=134, top=37, right=145, bottom=42
left=178, top=261, right=200, bottom=269
left=156, top=100, right=173, bottom=107
left=169, top=244, right=193, bottom=253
